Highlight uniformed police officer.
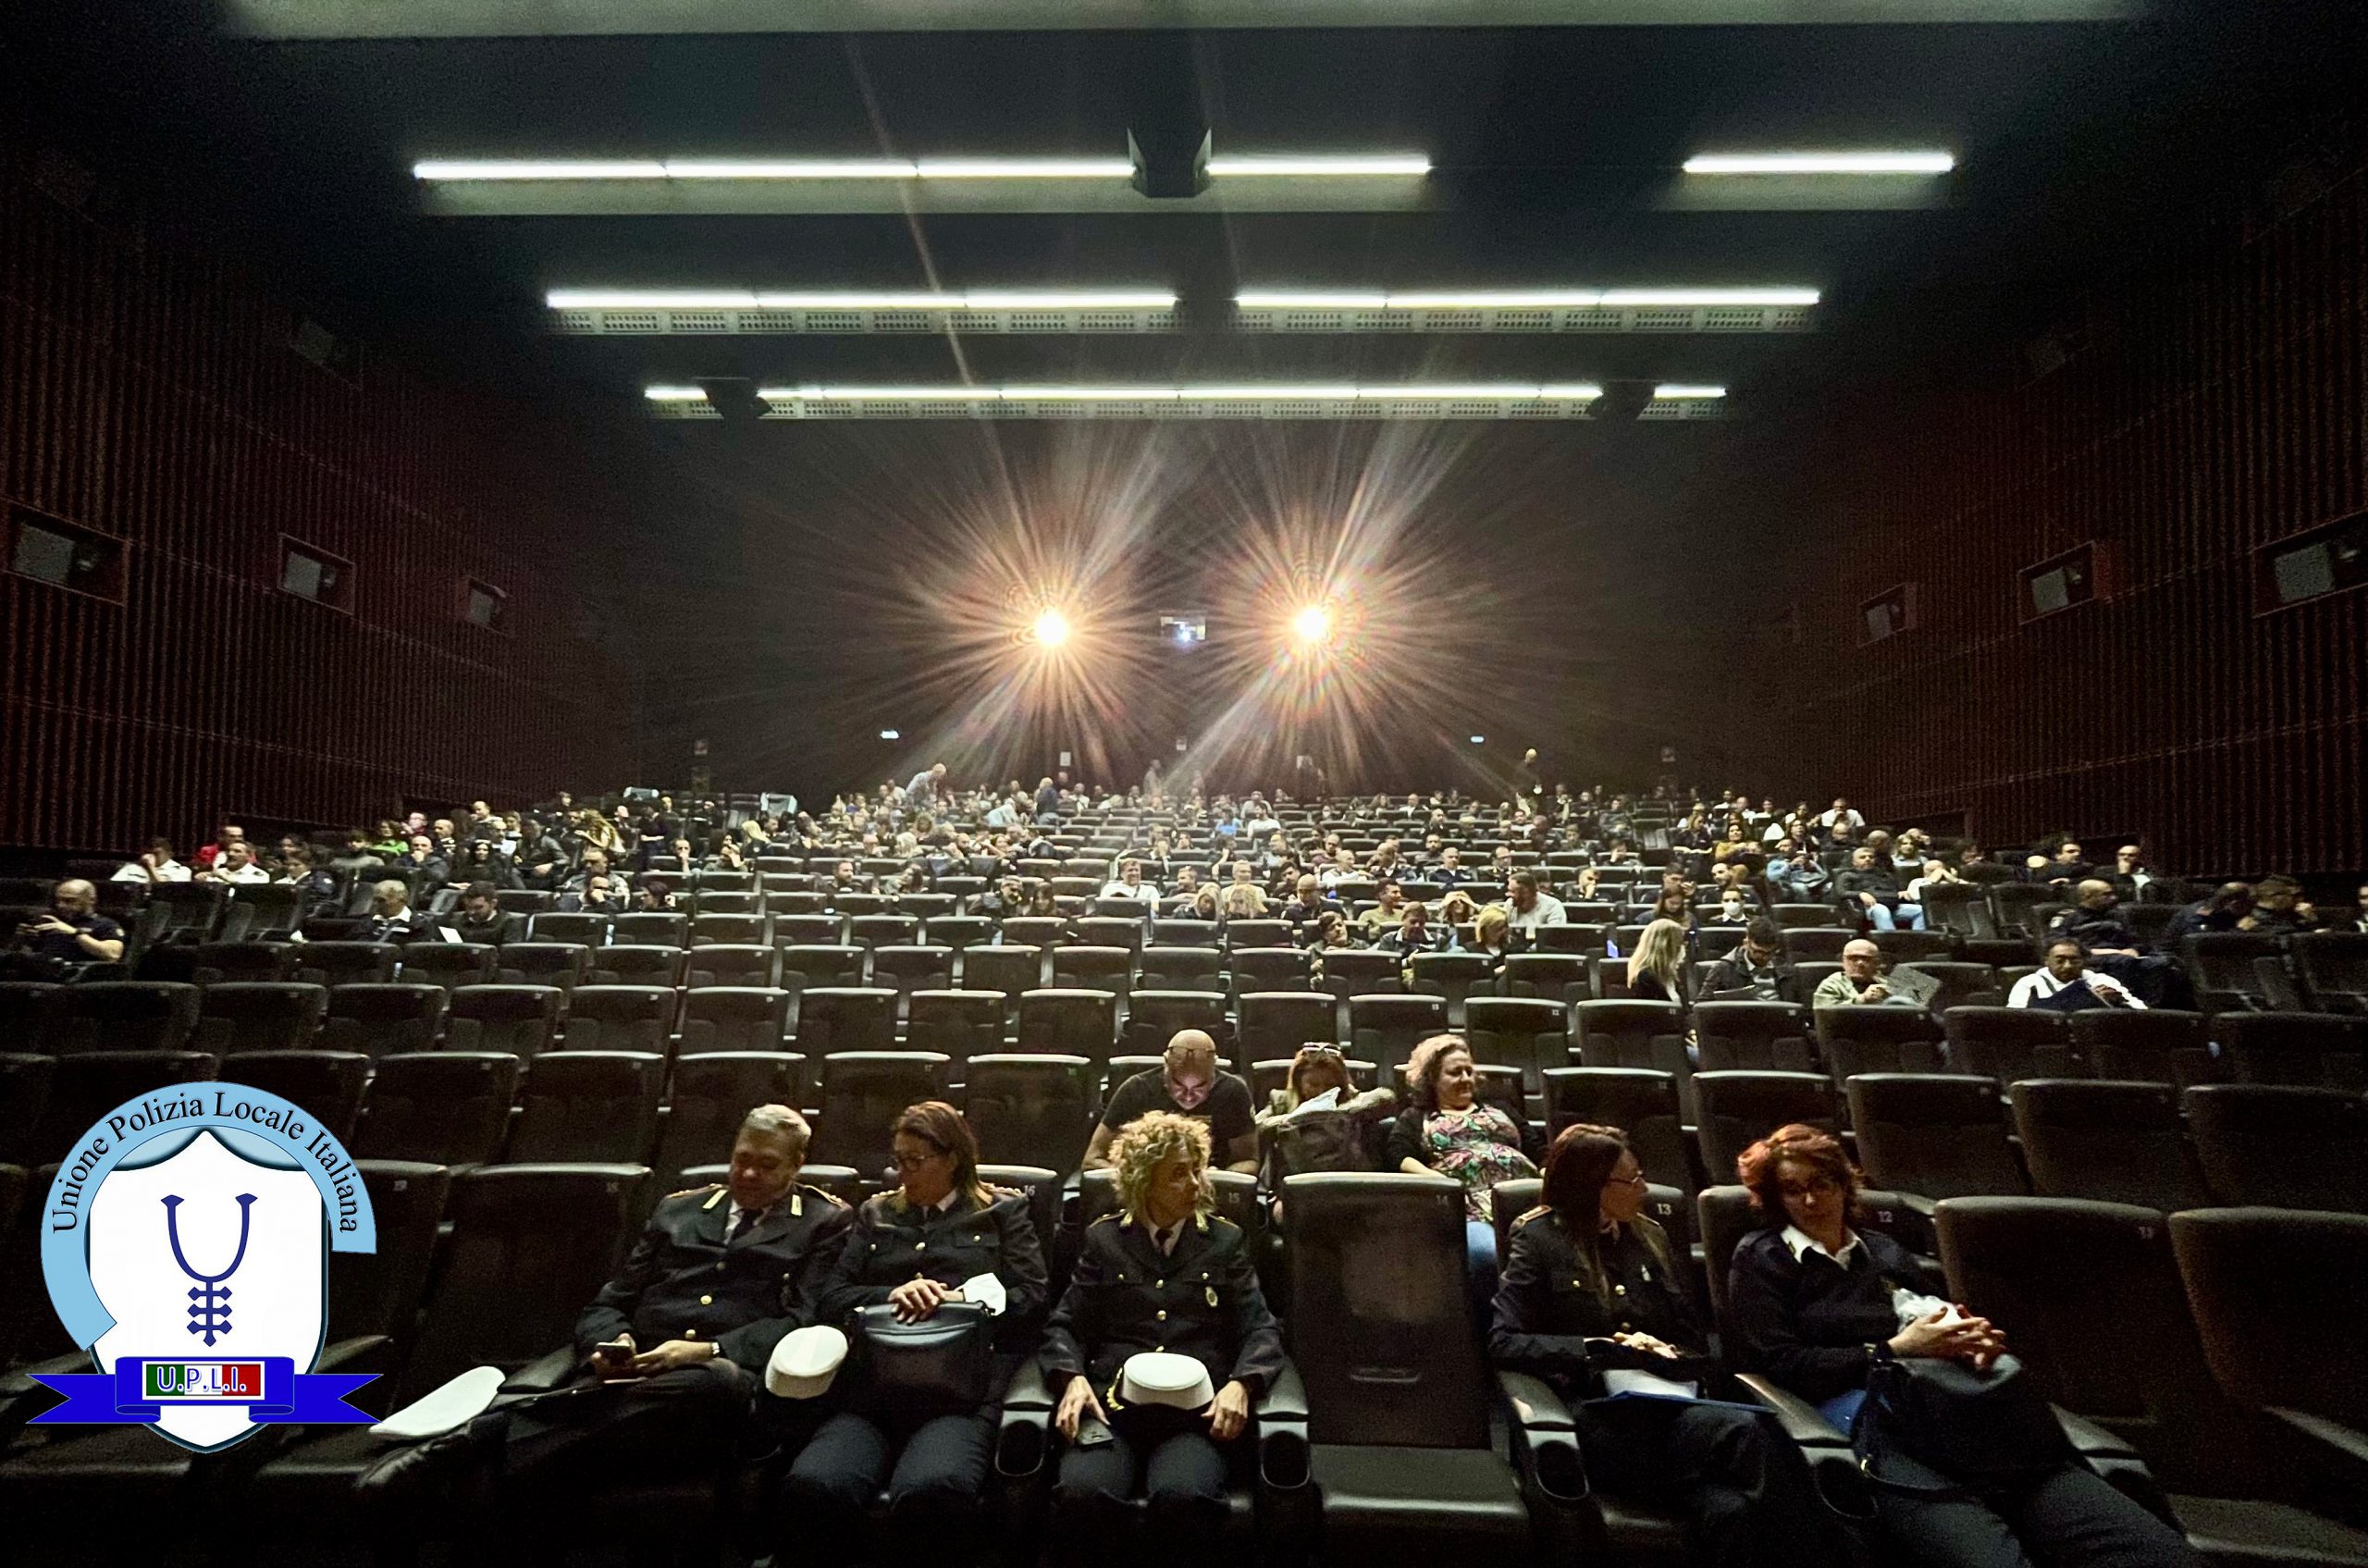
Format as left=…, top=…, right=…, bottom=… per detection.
left=1044, top=1112, right=1286, bottom=1562
left=358, top=1105, right=849, bottom=1504
left=773, top=1100, right=1047, bottom=1561
left=1488, top=1123, right=1832, bottom=1568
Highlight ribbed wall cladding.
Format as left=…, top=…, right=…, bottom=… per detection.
left=0, top=160, right=634, bottom=852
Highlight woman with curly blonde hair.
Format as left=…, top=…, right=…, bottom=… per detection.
left=1387, top=1034, right=1540, bottom=1305
left=1041, top=1112, right=1286, bottom=1558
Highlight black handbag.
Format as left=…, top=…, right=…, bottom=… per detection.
left=1855, top=1353, right=2075, bottom=1495
left=857, top=1302, right=993, bottom=1415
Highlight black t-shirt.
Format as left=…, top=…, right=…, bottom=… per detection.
left=30, top=910, right=122, bottom=963
left=1099, top=1069, right=1256, bottom=1151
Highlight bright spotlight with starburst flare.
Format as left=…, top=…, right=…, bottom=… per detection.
left=1030, top=608, right=1074, bottom=648
left=1291, top=604, right=1336, bottom=647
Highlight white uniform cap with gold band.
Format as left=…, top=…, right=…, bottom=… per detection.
left=1116, top=1352, right=1215, bottom=1411
left=767, top=1325, right=849, bottom=1400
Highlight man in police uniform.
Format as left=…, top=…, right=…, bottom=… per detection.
left=359, top=1105, right=850, bottom=1504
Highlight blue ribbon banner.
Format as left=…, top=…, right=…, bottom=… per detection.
left=32, top=1357, right=374, bottom=1425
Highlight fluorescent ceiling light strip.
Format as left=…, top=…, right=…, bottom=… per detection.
left=1236, top=288, right=1819, bottom=310
left=1651, top=384, right=1728, bottom=399
left=1683, top=152, right=1955, bottom=175
left=700, top=383, right=1612, bottom=402
left=665, top=159, right=917, bottom=179
left=914, top=159, right=1134, bottom=179
left=1207, top=155, right=1431, bottom=177
left=551, top=290, right=1177, bottom=311
left=415, top=160, right=668, bottom=180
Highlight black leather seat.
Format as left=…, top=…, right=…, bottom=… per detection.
left=1239, top=991, right=1338, bottom=1059
left=804, top=1051, right=953, bottom=1179
left=906, top=990, right=1006, bottom=1063
left=1462, top=997, right=1571, bottom=1101
left=1279, top=1172, right=1548, bottom=1562
left=2008, top=1078, right=2211, bottom=1210
left=1574, top=1000, right=1694, bottom=1118
left=1540, top=1067, right=1697, bottom=1194
left=507, top=1050, right=665, bottom=1163
left=679, top=986, right=792, bottom=1054
left=2183, top=1084, right=2368, bottom=1211
left=321, top=982, right=447, bottom=1057
left=1846, top=1072, right=2029, bottom=1200
left=29, top=1049, right=216, bottom=1159
left=444, top=983, right=565, bottom=1056
left=1942, top=1005, right=2078, bottom=1086
left=1938, top=1197, right=2368, bottom=1565
left=1408, top=951, right=1491, bottom=1027
left=780, top=943, right=867, bottom=992
left=2067, top=1007, right=2214, bottom=1086
left=1016, top=988, right=1117, bottom=1059
left=352, top=1052, right=521, bottom=1167
left=0, top=1055, right=56, bottom=1167
left=216, top=1049, right=370, bottom=1142
left=397, top=942, right=498, bottom=995
left=43, top=981, right=202, bottom=1054
left=1693, top=1070, right=1837, bottom=1187
left=1813, top=1005, right=1942, bottom=1085
left=195, top=981, right=327, bottom=1054
left=2214, top=1012, right=2368, bottom=1089
left=648, top=1051, right=808, bottom=1191
left=684, top=943, right=779, bottom=991
left=962, top=1054, right=1098, bottom=1175
left=1348, top=994, right=1449, bottom=1081
left=290, top=940, right=401, bottom=989
left=1693, top=1002, right=1814, bottom=1073
left=796, top=986, right=899, bottom=1055
left=562, top=984, right=676, bottom=1051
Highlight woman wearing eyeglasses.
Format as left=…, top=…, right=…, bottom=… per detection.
left=1491, top=1124, right=1832, bottom=1568
left=1726, top=1124, right=2196, bottom=1568
left=774, top=1102, right=1048, bottom=1561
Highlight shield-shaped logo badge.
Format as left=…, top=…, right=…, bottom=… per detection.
left=84, top=1128, right=327, bottom=1451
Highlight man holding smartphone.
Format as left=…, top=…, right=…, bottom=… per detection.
left=358, top=1105, right=850, bottom=1508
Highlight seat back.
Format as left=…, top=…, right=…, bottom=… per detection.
left=322, top=982, right=447, bottom=1057
left=906, top=990, right=1005, bottom=1063
left=610, top=912, right=688, bottom=948
left=977, top=1164, right=1064, bottom=1271
left=352, top=1052, right=521, bottom=1166
left=332, top=1162, right=450, bottom=1364
left=780, top=944, right=867, bottom=991
left=397, top=943, right=497, bottom=994
left=186, top=941, right=293, bottom=986
left=216, top=1050, right=370, bottom=1143
left=684, top=944, right=779, bottom=990
left=1238, top=992, right=1338, bottom=1059
left=443, top=984, right=565, bottom=1057
left=806, top=1052, right=953, bottom=1176
left=962, top=945, right=1044, bottom=1000
left=508, top=1050, right=665, bottom=1162
left=1897, top=961, right=1999, bottom=1012
left=1941, top=1006, right=2078, bottom=1087
left=680, top=986, right=793, bottom=1054
left=1347, top=994, right=1450, bottom=1081
left=195, top=982, right=328, bottom=1055
left=2181, top=932, right=2283, bottom=1012
left=1541, top=1067, right=1696, bottom=1194
left=1845, top=1073, right=2027, bottom=1199
left=495, top=942, right=592, bottom=992
left=1153, top=919, right=1220, bottom=949
left=1692, top=1002, right=1813, bottom=1073
left=1461, top=996, right=1570, bottom=1097
left=392, top=1164, right=648, bottom=1402
left=562, top=984, right=675, bottom=1051
left=774, top=914, right=848, bottom=947
left=46, top=981, right=203, bottom=1055
left=963, top=1055, right=1099, bottom=1175
left=1283, top=1171, right=1492, bottom=1449
left=586, top=945, right=686, bottom=990
left=2007, top=1079, right=2210, bottom=1209
left=2066, top=1008, right=2213, bottom=1085
left=796, top=987, right=898, bottom=1055
left=1693, top=1071, right=1837, bottom=1187
left=529, top=912, right=610, bottom=946
left=1814, top=1006, right=1943, bottom=1083
left=1573, top=999, right=1693, bottom=1117
left=2293, top=932, right=2368, bottom=1013
left=925, top=915, right=992, bottom=952
left=1408, top=951, right=1492, bottom=1026
left=1319, top=950, right=1401, bottom=1005
left=1049, top=945, right=1133, bottom=998
left=1921, top=883, right=1993, bottom=938
left=847, top=914, right=919, bottom=950
left=0, top=1053, right=58, bottom=1166
left=1016, top=988, right=1117, bottom=1059
left=1935, top=1196, right=2246, bottom=1491
left=0, top=983, right=61, bottom=1054
left=2170, top=1208, right=2368, bottom=1431
left=1500, top=953, right=1586, bottom=1010
left=2214, top=1012, right=2368, bottom=1089
left=1224, top=920, right=1291, bottom=950
left=2183, top=1084, right=2368, bottom=1211
left=1780, top=928, right=1851, bottom=965
left=1231, top=947, right=1314, bottom=998
left=650, top=1051, right=809, bottom=1190
left=1124, top=990, right=1231, bottom=1055
left=1139, top=945, right=1225, bottom=994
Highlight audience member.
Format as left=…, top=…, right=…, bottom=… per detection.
left=111, top=837, right=190, bottom=883
left=2008, top=939, right=2143, bottom=1012
left=1813, top=939, right=1917, bottom=1007
left=1625, top=919, right=1688, bottom=1004
left=1503, top=869, right=1567, bottom=935
left=1834, top=846, right=1925, bottom=932
left=451, top=882, right=520, bottom=945
left=198, top=840, right=270, bottom=884
left=1085, top=1032, right=1258, bottom=1175
left=10, top=879, right=126, bottom=970
left=1388, top=1034, right=1539, bottom=1304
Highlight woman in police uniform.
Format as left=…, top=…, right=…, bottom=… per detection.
left=1043, top=1112, right=1286, bottom=1559
left=775, top=1101, right=1047, bottom=1557
left=1489, top=1124, right=1830, bottom=1568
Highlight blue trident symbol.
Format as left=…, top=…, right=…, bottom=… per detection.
left=161, top=1194, right=257, bottom=1347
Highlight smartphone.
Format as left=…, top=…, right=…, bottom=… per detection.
left=593, top=1339, right=635, bottom=1373
left=1074, top=1414, right=1116, bottom=1449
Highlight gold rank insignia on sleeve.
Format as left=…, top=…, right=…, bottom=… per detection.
left=701, top=1188, right=729, bottom=1210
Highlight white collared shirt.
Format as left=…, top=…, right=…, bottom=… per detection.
left=1781, top=1224, right=1864, bottom=1267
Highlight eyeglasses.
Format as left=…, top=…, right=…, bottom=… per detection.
left=892, top=1148, right=948, bottom=1172
left=1300, top=1045, right=1344, bottom=1061
left=1609, top=1170, right=1649, bottom=1188
left=1779, top=1176, right=1842, bottom=1199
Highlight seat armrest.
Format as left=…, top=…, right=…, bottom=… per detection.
left=2265, top=1407, right=2368, bottom=1528
left=1496, top=1368, right=1575, bottom=1431
left=1495, top=1369, right=1586, bottom=1503
left=1256, top=1362, right=1311, bottom=1490
left=2053, top=1404, right=2138, bottom=1460
left=1734, top=1373, right=1849, bottom=1448
left=503, top=1345, right=582, bottom=1393
left=995, top=1360, right=1054, bottom=1479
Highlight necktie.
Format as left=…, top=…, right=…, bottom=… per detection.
left=728, top=1205, right=761, bottom=1243
left=1156, top=1225, right=1177, bottom=1257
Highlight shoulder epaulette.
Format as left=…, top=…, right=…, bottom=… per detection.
left=1087, top=1211, right=1123, bottom=1227
left=1511, top=1204, right=1551, bottom=1229
left=984, top=1183, right=1024, bottom=1203
left=665, top=1182, right=725, bottom=1203
left=802, top=1182, right=851, bottom=1208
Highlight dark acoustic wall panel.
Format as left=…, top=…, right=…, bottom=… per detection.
left=1769, top=157, right=2366, bottom=876
left=0, top=161, right=635, bottom=853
